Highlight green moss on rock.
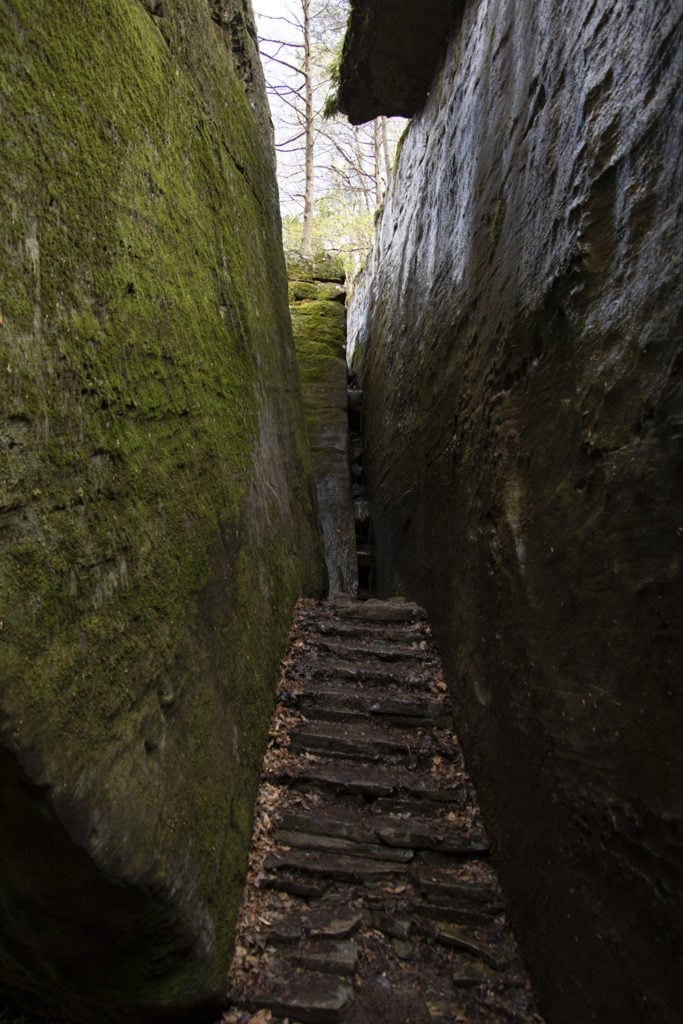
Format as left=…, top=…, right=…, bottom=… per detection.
left=288, top=279, right=346, bottom=303
left=288, top=263, right=356, bottom=597
left=290, top=300, right=348, bottom=438
left=0, top=1, right=323, bottom=1020
left=285, top=250, right=346, bottom=283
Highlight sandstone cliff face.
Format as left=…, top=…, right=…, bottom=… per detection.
left=343, top=2, right=682, bottom=1022
left=0, top=1, right=323, bottom=1020
left=288, top=254, right=357, bottom=598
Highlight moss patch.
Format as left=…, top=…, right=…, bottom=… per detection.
left=0, top=1, right=321, bottom=1019
left=288, top=262, right=356, bottom=596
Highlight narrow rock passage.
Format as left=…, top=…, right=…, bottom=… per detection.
left=223, top=598, right=545, bottom=1024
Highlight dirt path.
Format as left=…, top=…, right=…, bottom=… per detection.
left=222, top=597, right=546, bottom=1024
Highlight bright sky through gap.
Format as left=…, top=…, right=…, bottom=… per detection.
left=252, top=0, right=300, bottom=42
left=250, top=0, right=308, bottom=216
left=249, top=0, right=402, bottom=266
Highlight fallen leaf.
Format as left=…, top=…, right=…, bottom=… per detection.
left=247, top=1011, right=273, bottom=1023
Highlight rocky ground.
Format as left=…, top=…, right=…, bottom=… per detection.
left=1, top=597, right=545, bottom=1024
left=222, top=598, right=545, bottom=1024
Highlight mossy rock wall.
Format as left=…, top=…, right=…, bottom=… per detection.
left=344, top=1, right=682, bottom=1022
left=0, top=2, right=323, bottom=1020
left=288, top=254, right=356, bottom=597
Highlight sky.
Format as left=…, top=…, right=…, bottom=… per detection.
left=252, top=0, right=303, bottom=43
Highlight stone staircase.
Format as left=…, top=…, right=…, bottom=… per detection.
left=223, top=598, right=545, bottom=1024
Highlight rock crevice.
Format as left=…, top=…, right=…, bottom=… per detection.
left=288, top=253, right=357, bottom=598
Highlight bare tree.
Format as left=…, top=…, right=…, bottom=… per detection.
left=254, top=0, right=405, bottom=267
left=301, top=0, right=314, bottom=254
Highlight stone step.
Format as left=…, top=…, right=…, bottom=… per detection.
left=289, top=726, right=412, bottom=762
left=278, top=808, right=486, bottom=855
left=416, top=866, right=505, bottom=906
left=330, top=597, right=427, bottom=622
left=373, top=793, right=473, bottom=816
left=297, top=702, right=451, bottom=730
left=295, top=684, right=452, bottom=728
left=374, top=821, right=488, bottom=855
left=289, top=720, right=455, bottom=763
left=227, top=598, right=546, bottom=1024
left=310, top=658, right=436, bottom=688
left=278, top=938, right=359, bottom=976
left=301, top=673, right=439, bottom=702
left=313, top=618, right=428, bottom=644
left=410, top=897, right=504, bottom=927
left=232, top=967, right=354, bottom=1024
left=265, top=899, right=363, bottom=944
left=307, top=718, right=459, bottom=756
left=313, top=636, right=432, bottom=663
left=278, top=808, right=379, bottom=846
left=263, top=848, right=405, bottom=882
left=273, top=828, right=415, bottom=863
left=272, top=760, right=466, bottom=803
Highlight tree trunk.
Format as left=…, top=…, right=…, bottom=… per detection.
left=353, top=126, right=371, bottom=213
left=373, top=118, right=382, bottom=208
left=380, top=116, right=391, bottom=187
left=301, top=0, right=314, bottom=255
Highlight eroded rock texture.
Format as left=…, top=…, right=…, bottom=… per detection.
left=288, top=253, right=357, bottom=597
left=344, top=1, right=682, bottom=1022
left=0, top=1, right=323, bottom=1020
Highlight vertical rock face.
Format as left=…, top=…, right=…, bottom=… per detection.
left=288, top=253, right=357, bottom=597
left=0, top=1, right=323, bottom=1020
left=343, top=2, right=682, bottom=1023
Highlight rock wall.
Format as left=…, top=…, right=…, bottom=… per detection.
left=0, top=2, right=323, bottom=1020
left=288, top=253, right=357, bottom=597
left=342, top=1, right=682, bottom=1022
left=337, top=0, right=462, bottom=123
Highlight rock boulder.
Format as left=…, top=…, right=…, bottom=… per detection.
left=288, top=253, right=357, bottom=597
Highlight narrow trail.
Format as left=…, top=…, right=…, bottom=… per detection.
left=223, top=598, right=545, bottom=1024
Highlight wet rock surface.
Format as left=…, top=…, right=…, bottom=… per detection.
left=224, top=599, right=544, bottom=1024
left=343, top=1, right=682, bottom=1021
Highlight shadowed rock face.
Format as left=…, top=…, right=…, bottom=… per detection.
left=0, top=1, right=323, bottom=1020
left=337, top=0, right=463, bottom=124
left=343, top=1, right=682, bottom=1022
